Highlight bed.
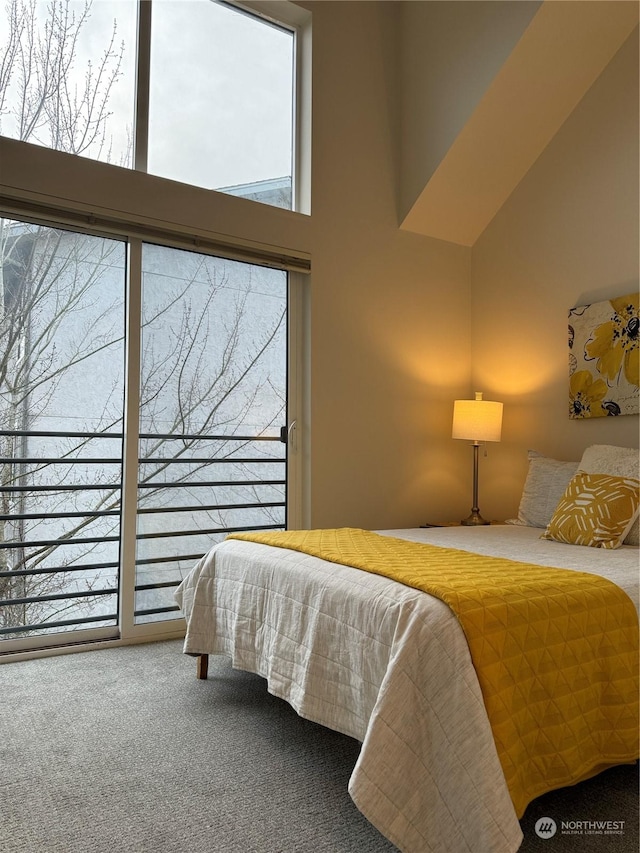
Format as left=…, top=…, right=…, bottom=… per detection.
left=174, top=447, right=639, bottom=853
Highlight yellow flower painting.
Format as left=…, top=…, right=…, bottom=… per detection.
left=568, top=293, right=639, bottom=419
left=568, top=370, right=608, bottom=419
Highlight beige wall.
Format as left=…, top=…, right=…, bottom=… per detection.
left=303, top=1, right=471, bottom=528
left=471, top=29, right=640, bottom=523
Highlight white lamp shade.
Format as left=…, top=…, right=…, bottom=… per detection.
left=452, top=394, right=503, bottom=442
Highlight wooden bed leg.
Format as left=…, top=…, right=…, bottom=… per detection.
left=196, top=654, right=209, bottom=680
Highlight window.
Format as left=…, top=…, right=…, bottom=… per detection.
left=134, top=243, right=288, bottom=624
left=0, top=216, right=293, bottom=650
left=0, top=0, right=137, bottom=167
left=0, top=219, right=126, bottom=643
left=0, top=0, right=298, bottom=210
left=146, top=1, right=294, bottom=204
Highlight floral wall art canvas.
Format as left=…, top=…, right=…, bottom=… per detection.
left=568, top=293, right=639, bottom=418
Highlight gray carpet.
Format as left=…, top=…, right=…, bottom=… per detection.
left=0, top=640, right=637, bottom=853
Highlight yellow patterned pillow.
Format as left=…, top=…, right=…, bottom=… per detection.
left=542, top=472, right=640, bottom=549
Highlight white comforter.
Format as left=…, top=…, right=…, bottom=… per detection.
left=174, top=525, right=639, bottom=853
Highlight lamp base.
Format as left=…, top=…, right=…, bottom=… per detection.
left=460, top=510, right=490, bottom=526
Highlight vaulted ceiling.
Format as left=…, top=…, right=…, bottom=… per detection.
left=400, top=1, right=639, bottom=247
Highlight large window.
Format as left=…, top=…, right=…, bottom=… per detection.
left=0, top=0, right=297, bottom=210
left=0, top=216, right=292, bottom=651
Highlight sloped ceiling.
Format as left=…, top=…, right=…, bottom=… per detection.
left=400, top=1, right=640, bottom=248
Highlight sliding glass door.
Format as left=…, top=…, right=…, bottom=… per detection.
left=0, top=219, right=126, bottom=649
left=132, top=244, right=288, bottom=625
left=0, top=218, right=291, bottom=651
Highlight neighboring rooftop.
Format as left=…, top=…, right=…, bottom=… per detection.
left=218, top=176, right=292, bottom=210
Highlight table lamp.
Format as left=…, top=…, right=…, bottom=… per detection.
left=452, top=391, right=503, bottom=525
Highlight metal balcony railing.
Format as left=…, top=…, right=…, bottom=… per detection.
left=0, top=428, right=286, bottom=638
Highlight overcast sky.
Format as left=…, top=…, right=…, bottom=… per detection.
left=0, top=0, right=294, bottom=189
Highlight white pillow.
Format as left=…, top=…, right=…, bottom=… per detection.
left=579, top=445, right=640, bottom=545
left=511, top=450, right=579, bottom=529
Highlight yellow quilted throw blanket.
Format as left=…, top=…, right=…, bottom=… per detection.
left=228, top=528, right=639, bottom=816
